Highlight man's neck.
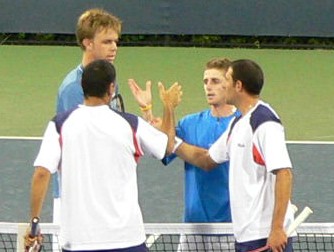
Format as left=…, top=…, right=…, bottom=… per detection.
left=81, top=54, right=92, bottom=68
left=82, top=54, right=113, bottom=68
left=210, top=104, right=236, bottom=117
left=84, top=96, right=110, bottom=106
left=238, top=96, right=260, bottom=116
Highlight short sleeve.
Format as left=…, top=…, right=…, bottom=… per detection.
left=255, top=122, right=292, bottom=172
left=33, top=121, right=61, bottom=173
left=208, top=131, right=229, bottom=164
left=136, top=118, right=168, bottom=160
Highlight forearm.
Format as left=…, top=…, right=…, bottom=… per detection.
left=141, top=108, right=155, bottom=123
left=160, top=104, right=175, bottom=155
left=175, top=143, right=217, bottom=171
left=272, top=168, right=293, bottom=230
left=30, top=167, right=51, bottom=219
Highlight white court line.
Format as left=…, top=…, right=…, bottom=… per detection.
left=0, top=136, right=42, bottom=140
left=1, top=136, right=334, bottom=145
left=287, top=140, right=334, bottom=145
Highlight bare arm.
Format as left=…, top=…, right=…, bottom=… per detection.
left=129, top=78, right=219, bottom=170
left=30, top=166, right=51, bottom=218
left=128, top=79, right=159, bottom=124
left=268, top=168, right=293, bottom=252
left=158, top=82, right=182, bottom=155
left=24, top=166, right=50, bottom=248
left=155, top=80, right=218, bottom=169
left=175, top=142, right=218, bottom=171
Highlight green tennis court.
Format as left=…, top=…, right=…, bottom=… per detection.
left=1, top=45, right=334, bottom=140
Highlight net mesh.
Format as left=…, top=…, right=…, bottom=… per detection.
left=0, top=222, right=333, bottom=251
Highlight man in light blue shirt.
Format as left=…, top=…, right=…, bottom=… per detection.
left=53, top=8, right=122, bottom=223
left=129, top=58, right=239, bottom=250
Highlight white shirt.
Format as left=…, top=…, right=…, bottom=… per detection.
left=209, top=101, right=295, bottom=242
left=34, top=105, right=168, bottom=250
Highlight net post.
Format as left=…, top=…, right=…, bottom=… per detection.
left=17, top=223, right=29, bottom=252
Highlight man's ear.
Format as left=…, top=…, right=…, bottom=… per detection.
left=108, top=82, right=115, bottom=97
left=82, top=38, right=92, bottom=50
left=235, top=80, right=243, bottom=92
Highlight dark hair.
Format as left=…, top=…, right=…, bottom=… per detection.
left=82, top=59, right=116, bottom=98
left=231, top=59, right=264, bottom=95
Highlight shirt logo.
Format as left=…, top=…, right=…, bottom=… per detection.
left=237, top=143, right=245, bottom=147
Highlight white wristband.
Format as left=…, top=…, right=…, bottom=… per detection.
left=172, top=136, right=183, bottom=153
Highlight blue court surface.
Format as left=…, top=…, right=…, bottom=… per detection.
left=0, top=138, right=333, bottom=223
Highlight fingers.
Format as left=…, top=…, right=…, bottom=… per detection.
left=145, top=80, right=152, bottom=91
left=24, top=235, right=44, bottom=251
left=158, top=81, right=182, bottom=108
left=158, top=81, right=166, bottom=95
left=128, top=79, right=152, bottom=92
left=24, top=234, right=39, bottom=248
left=128, top=79, right=140, bottom=92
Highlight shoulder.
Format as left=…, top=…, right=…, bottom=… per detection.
left=52, top=107, right=79, bottom=134
left=250, top=102, right=281, bottom=132
left=58, top=65, right=83, bottom=93
left=113, top=110, right=139, bottom=131
left=180, top=109, right=210, bottom=124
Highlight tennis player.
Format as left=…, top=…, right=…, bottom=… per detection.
left=57, top=8, right=122, bottom=113
left=173, top=59, right=295, bottom=252
left=54, top=8, right=122, bottom=225
left=129, top=58, right=239, bottom=251
left=26, top=59, right=182, bottom=251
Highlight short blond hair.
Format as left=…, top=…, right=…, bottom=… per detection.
left=76, top=8, right=122, bottom=50
left=205, top=57, right=231, bottom=71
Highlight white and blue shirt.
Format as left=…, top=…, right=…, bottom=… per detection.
left=209, top=101, right=295, bottom=242
left=34, top=105, right=167, bottom=250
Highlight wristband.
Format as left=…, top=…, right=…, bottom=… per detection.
left=140, top=104, right=152, bottom=112
left=172, top=136, right=183, bottom=153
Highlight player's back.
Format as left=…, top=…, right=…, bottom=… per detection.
left=58, top=105, right=146, bottom=250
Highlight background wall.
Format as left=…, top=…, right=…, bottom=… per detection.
left=1, top=0, right=334, bottom=37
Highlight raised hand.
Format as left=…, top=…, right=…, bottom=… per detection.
left=158, top=81, right=182, bottom=108
left=158, top=81, right=182, bottom=154
left=128, top=79, right=152, bottom=108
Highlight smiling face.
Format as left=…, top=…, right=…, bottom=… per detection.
left=203, top=68, right=227, bottom=106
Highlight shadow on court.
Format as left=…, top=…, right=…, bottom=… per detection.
left=0, top=139, right=333, bottom=223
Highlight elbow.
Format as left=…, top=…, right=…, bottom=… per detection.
left=274, top=167, right=294, bottom=188
left=33, top=166, right=51, bottom=182
left=196, top=155, right=217, bottom=171
left=275, top=167, right=293, bottom=179
left=201, top=161, right=217, bottom=171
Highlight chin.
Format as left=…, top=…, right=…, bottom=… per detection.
left=206, top=99, right=215, bottom=104
left=104, top=57, right=114, bottom=63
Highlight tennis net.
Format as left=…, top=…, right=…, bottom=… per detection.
left=1, top=222, right=334, bottom=251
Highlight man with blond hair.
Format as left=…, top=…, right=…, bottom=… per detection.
left=129, top=58, right=239, bottom=250
left=53, top=8, right=122, bottom=224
